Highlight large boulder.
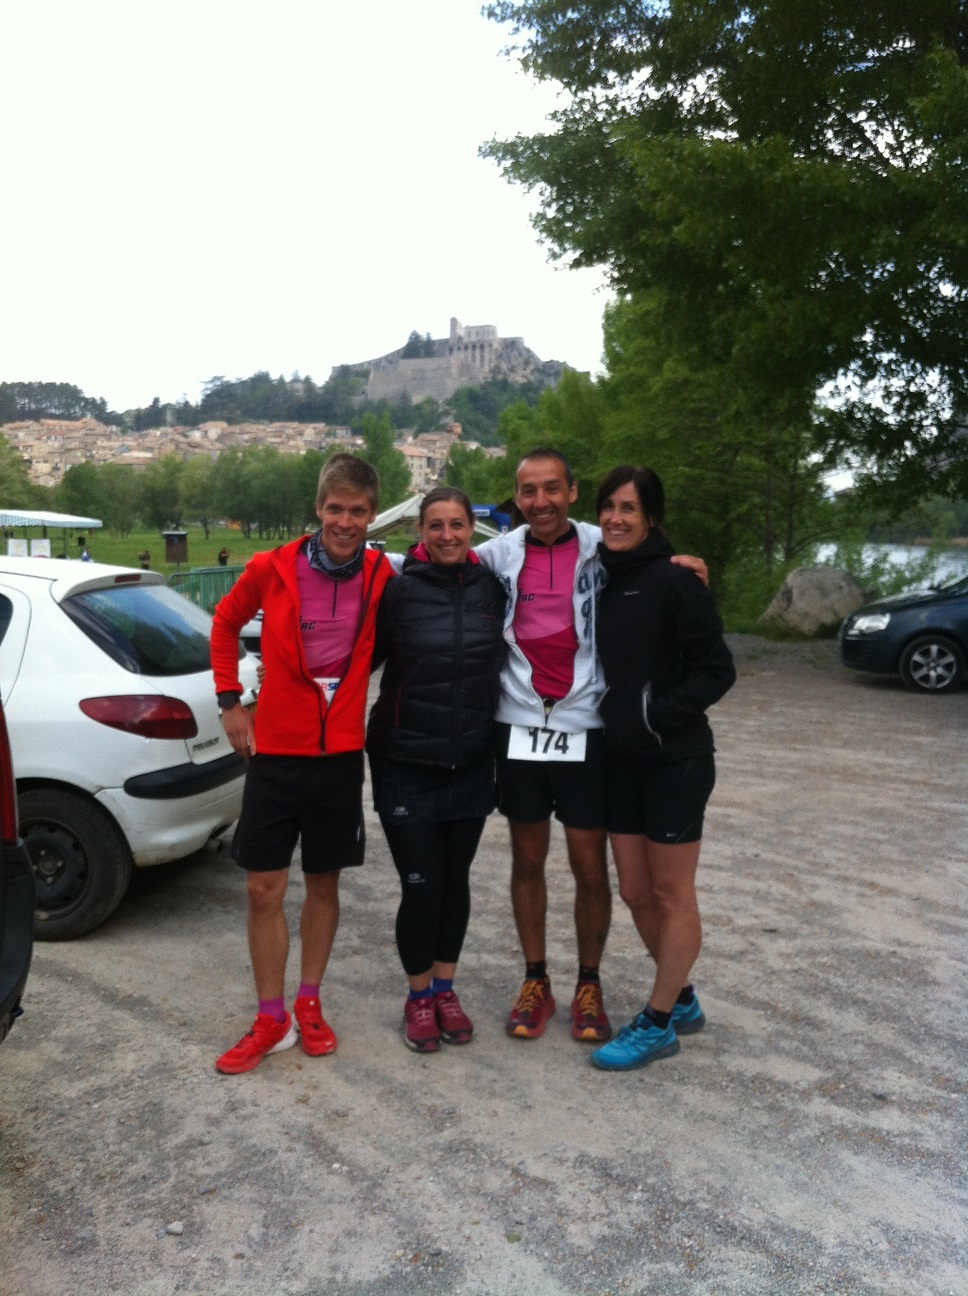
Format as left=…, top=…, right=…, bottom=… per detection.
left=758, top=566, right=866, bottom=637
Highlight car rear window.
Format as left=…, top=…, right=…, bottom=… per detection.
left=61, top=584, right=218, bottom=676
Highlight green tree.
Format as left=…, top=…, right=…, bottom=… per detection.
left=212, top=448, right=254, bottom=537
left=56, top=461, right=103, bottom=518
left=484, top=2, right=968, bottom=502
left=179, top=455, right=216, bottom=539
left=359, top=412, right=410, bottom=509
left=444, top=442, right=498, bottom=502
left=296, top=448, right=327, bottom=529
left=600, top=295, right=830, bottom=590
left=96, top=465, right=138, bottom=536
left=244, top=447, right=305, bottom=540
left=0, top=381, right=121, bottom=425
left=138, top=454, right=184, bottom=530
left=0, top=436, right=39, bottom=508
left=55, top=461, right=138, bottom=535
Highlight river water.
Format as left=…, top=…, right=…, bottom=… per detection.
left=815, top=543, right=968, bottom=589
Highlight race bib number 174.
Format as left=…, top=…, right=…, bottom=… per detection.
left=506, top=725, right=587, bottom=762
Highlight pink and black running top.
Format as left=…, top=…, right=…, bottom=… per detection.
left=295, top=550, right=364, bottom=681
left=513, top=527, right=580, bottom=701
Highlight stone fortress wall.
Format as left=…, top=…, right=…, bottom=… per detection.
left=341, top=318, right=566, bottom=405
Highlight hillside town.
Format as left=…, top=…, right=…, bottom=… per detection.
left=0, top=416, right=503, bottom=494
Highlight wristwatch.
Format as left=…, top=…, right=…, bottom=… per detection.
left=217, top=691, right=242, bottom=711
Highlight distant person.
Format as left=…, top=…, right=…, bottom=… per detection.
left=217, top=547, right=229, bottom=567
left=138, top=549, right=151, bottom=571
left=589, top=466, right=735, bottom=1072
left=78, top=537, right=91, bottom=562
left=366, top=488, right=507, bottom=1052
left=209, top=454, right=393, bottom=1075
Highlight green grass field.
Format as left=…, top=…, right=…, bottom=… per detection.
left=19, top=523, right=422, bottom=579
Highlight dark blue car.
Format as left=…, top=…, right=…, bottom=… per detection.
left=840, top=573, right=968, bottom=693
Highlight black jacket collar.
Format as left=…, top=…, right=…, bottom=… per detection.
left=525, top=524, right=578, bottom=548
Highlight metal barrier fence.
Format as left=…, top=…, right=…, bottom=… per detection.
left=168, top=565, right=244, bottom=613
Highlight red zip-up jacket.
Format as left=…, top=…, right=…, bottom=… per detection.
left=211, top=538, right=393, bottom=756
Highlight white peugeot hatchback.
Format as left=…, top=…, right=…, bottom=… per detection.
left=0, top=558, right=258, bottom=939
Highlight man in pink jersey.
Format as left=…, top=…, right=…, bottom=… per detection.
left=476, top=448, right=705, bottom=1044
left=210, top=455, right=393, bottom=1074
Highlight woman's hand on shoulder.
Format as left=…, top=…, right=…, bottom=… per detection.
left=671, top=554, right=709, bottom=586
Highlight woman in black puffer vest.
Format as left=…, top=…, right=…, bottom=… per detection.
left=367, top=487, right=507, bottom=1053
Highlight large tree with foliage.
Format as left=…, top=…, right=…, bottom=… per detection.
left=601, top=294, right=831, bottom=588
left=358, top=412, right=410, bottom=509
left=485, top=2, right=968, bottom=502
left=0, top=381, right=121, bottom=426
left=138, top=454, right=185, bottom=530
left=179, top=455, right=216, bottom=539
left=0, top=434, right=41, bottom=508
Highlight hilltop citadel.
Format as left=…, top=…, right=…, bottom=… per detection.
left=341, top=317, right=566, bottom=405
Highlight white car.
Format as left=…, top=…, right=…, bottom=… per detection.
left=0, top=558, right=258, bottom=939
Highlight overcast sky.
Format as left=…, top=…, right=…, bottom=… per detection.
left=1, top=1, right=610, bottom=412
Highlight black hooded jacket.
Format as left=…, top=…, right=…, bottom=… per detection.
left=366, top=553, right=507, bottom=768
left=596, top=531, right=736, bottom=763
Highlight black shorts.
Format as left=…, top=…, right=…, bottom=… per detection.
left=605, top=754, right=715, bottom=844
left=232, top=752, right=365, bottom=874
left=494, top=723, right=607, bottom=831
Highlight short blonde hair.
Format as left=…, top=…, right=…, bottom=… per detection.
left=316, top=454, right=379, bottom=510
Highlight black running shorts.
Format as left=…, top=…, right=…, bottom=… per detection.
left=604, top=754, right=716, bottom=844
left=232, top=751, right=365, bottom=874
left=494, top=722, right=607, bottom=831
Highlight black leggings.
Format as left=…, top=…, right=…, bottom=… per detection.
left=380, top=818, right=485, bottom=977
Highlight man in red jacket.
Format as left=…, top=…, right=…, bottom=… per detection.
left=210, top=454, right=393, bottom=1074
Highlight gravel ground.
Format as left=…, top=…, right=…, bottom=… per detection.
left=1, top=636, right=965, bottom=1296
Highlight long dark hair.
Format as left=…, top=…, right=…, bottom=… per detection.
left=595, top=465, right=665, bottom=529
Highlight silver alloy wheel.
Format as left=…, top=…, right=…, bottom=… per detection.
left=908, top=642, right=958, bottom=689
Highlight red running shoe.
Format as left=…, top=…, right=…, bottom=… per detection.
left=505, top=978, right=556, bottom=1039
left=293, top=996, right=337, bottom=1056
left=404, top=996, right=440, bottom=1052
left=434, top=989, right=473, bottom=1044
left=215, top=1012, right=297, bottom=1075
left=570, top=980, right=611, bottom=1043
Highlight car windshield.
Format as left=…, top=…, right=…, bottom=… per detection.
left=935, top=573, right=968, bottom=594
left=62, top=584, right=216, bottom=676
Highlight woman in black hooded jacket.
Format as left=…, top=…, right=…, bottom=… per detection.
left=367, top=487, right=507, bottom=1053
left=590, top=465, right=736, bottom=1073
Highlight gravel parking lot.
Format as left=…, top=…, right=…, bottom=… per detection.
left=1, top=636, right=965, bottom=1296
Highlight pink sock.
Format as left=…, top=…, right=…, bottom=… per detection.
left=258, top=997, right=287, bottom=1023
left=296, top=982, right=319, bottom=1001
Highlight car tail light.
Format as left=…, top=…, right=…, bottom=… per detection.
left=79, top=695, right=198, bottom=739
left=0, top=702, right=19, bottom=845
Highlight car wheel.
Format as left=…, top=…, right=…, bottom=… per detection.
left=898, top=635, right=967, bottom=694
left=19, top=789, right=133, bottom=940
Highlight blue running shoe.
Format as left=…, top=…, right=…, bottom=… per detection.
left=671, top=995, right=706, bottom=1035
left=591, top=1013, right=680, bottom=1071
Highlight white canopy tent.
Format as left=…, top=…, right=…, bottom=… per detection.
left=0, top=509, right=102, bottom=530
left=0, top=508, right=103, bottom=559
left=366, top=494, right=422, bottom=541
